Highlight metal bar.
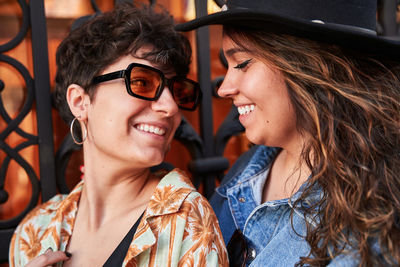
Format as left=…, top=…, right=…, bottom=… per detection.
left=29, top=0, right=57, bottom=201
left=195, top=0, right=214, bottom=157
left=193, top=0, right=217, bottom=198
left=0, top=229, right=14, bottom=263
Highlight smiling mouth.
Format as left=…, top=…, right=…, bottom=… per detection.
left=237, top=104, right=255, bottom=115
left=135, top=123, right=166, bottom=136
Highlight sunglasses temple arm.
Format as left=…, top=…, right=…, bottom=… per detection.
left=93, top=70, right=126, bottom=84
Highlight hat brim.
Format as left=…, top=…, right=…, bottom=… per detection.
left=175, top=9, right=400, bottom=60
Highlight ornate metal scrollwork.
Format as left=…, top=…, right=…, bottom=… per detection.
left=0, top=0, right=37, bottom=227
left=0, top=0, right=55, bottom=262
left=0, top=55, right=40, bottom=223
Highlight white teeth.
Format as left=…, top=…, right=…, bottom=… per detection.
left=237, top=104, right=255, bottom=115
left=135, top=124, right=166, bottom=136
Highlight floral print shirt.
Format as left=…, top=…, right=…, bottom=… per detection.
left=9, top=169, right=228, bottom=267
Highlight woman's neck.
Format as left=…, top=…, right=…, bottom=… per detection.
left=78, top=161, right=158, bottom=230
left=262, top=136, right=311, bottom=202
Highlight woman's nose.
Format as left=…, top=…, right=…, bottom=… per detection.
left=217, top=72, right=239, bottom=98
left=151, top=86, right=179, bottom=116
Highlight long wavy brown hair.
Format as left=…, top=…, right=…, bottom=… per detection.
left=224, top=26, right=400, bottom=266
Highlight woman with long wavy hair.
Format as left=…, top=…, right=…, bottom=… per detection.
left=176, top=0, right=400, bottom=266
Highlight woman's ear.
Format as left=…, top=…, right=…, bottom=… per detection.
left=66, top=84, right=90, bottom=120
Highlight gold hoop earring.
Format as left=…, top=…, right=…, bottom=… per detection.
left=70, top=117, right=87, bottom=145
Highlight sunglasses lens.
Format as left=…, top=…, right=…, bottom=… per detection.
left=227, top=230, right=247, bottom=267
left=128, top=65, right=200, bottom=110
left=172, top=79, right=199, bottom=110
left=129, top=67, right=162, bottom=98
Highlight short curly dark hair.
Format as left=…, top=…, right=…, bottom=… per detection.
left=53, top=2, right=192, bottom=124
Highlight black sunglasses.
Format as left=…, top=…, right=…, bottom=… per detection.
left=92, top=63, right=202, bottom=111
left=227, top=229, right=248, bottom=267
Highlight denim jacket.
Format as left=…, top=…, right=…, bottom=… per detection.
left=210, top=145, right=364, bottom=267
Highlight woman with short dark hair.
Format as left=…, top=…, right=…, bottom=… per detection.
left=10, top=3, right=228, bottom=266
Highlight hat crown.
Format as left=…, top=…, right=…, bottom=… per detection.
left=226, top=0, right=377, bottom=31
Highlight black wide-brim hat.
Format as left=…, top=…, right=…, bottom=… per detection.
left=175, top=0, right=400, bottom=60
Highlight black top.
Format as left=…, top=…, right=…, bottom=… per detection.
left=103, top=212, right=145, bottom=267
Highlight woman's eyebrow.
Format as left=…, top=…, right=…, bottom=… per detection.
left=224, top=47, right=247, bottom=58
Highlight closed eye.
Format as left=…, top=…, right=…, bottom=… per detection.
left=234, top=59, right=252, bottom=69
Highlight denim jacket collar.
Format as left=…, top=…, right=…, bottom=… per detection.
left=217, top=145, right=323, bottom=218
left=216, top=146, right=280, bottom=197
